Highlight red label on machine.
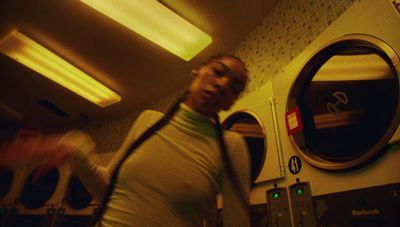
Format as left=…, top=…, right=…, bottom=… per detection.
left=286, top=106, right=303, bottom=135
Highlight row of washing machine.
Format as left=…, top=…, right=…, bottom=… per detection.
left=218, top=0, right=400, bottom=226
left=0, top=152, right=114, bottom=227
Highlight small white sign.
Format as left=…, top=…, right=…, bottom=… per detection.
left=287, top=112, right=299, bottom=130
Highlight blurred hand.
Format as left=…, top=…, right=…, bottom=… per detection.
left=32, top=130, right=95, bottom=180
left=0, top=130, right=68, bottom=169
left=0, top=129, right=94, bottom=181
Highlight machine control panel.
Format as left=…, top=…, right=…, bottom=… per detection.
left=289, top=182, right=317, bottom=227
left=266, top=187, right=293, bottom=227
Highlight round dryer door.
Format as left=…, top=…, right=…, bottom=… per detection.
left=20, top=167, right=60, bottom=209
left=223, top=111, right=266, bottom=186
left=0, top=167, right=14, bottom=200
left=65, top=172, right=93, bottom=210
left=287, top=34, right=400, bottom=170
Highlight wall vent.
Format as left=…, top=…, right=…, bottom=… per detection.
left=37, top=99, right=69, bottom=117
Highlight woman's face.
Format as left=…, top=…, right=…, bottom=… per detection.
left=185, top=56, right=248, bottom=116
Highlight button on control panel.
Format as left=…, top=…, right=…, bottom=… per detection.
left=289, top=182, right=317, bottom=227
left=266, top=187, right=293, bottom=227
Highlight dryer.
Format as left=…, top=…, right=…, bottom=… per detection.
left=4, top=151, right=115, bottom=227
left=0, top=166, right=24, bottom=225
left=213, top=84, right=284, bottom=226
left=0, top=166, right=24, bottom=207
left=271, top=0, right=400, bottom=225
left=53, top=151, right=115, bottom=227
left=3, top=161, right=69, bottom=227
left=219, top=81, right=286, bottom=204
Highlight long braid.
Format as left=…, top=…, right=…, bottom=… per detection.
left=94, top=91, right=187, bottom=224
left=213, top=114, right=250, bottom=216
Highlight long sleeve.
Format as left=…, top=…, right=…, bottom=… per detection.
left=64, top=110, right=162, bottom=201
left=104, top=110, right=163, bottom=175
left=222, top=132, right=251, bottom=227
left=62, top=130, right=109, bottom=201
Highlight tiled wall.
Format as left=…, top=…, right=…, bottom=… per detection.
left=88, top=0, right=357, bottom=153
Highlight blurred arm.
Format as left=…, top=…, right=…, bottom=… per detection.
left=222, top=132, right=251, bottom=227
left=66, top=110, right=161, bottom=201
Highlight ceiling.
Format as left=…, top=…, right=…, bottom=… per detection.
left=0, top=0, right=278, bottom=131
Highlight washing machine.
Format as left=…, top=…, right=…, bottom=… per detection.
left=2, top=160, right=69, bottom=227
left=3, top=151, right=115, bottom=227
left=0, top=166, right=25, bottom=226
left=53, top=151, right=115, bottom=227
left=271, top=0, right=400, bottom=225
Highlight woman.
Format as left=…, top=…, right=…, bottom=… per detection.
left=1, top=54, right=250, bottom=226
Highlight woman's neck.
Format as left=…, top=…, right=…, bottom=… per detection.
left=172, top=103, right=216, bottom=138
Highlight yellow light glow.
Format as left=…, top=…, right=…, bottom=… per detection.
left=80, top=0, right=212, bottom=61
left=314, top=54, right=392, bottom=81
left=0, top=30, right=121, bottom=108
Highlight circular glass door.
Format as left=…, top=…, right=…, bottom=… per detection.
left=223, top=111, right=266, bottom=185
left=66, top=173, right=93, bottom=210
left=20, top=167, right=59, bottom=209
left=287, top=34, right=400, bottom=170
left=0, top=167, right=13, bottom=200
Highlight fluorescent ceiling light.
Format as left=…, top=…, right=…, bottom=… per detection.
left=80, top=0, right=212, bottom=61
left=0, top=30, right=121, bottom=108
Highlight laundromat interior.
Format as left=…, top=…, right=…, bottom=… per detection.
left=1, top=0, right=400, bottom=226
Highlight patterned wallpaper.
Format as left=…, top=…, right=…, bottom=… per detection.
left=81, top=88, right=186, bottom=153
left=86, top=0, right=357, bottom=153
left=234, top=0, right=356, bottom=96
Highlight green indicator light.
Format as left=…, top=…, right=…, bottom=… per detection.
left=47, top=209, right=55, bottom=215
left=58, top=208, right=65, bottom=215
left=273, top=193, right=280, bottom=199
left=296, top=188, right=304, bottom=195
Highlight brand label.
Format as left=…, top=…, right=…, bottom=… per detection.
left=351, top=209, right=381, bottom=216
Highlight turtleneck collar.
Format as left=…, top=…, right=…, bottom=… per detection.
left=171, top=103, right=216, bottom=138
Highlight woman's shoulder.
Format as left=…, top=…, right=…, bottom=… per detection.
left=125, top=109, right=165, bottom=141
left=134, top=109, right=167, bottom=130
left=137, top=109, right=165, bottom=122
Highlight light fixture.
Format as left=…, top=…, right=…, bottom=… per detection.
left=79, top=0, right=212, bottom=61
left=0, top=30, right=121, bottom=108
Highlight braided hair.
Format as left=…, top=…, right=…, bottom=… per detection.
left=213, top=114, right=250, bottom=217
left=93, top=91, right=187, bottom=224
left=94, top=54, right=249, bottom=224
